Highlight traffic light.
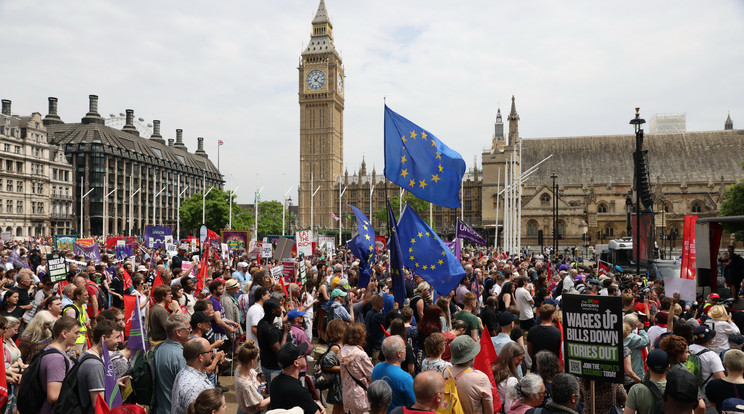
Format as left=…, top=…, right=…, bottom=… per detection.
left=538, top=230, right=544, bottom=246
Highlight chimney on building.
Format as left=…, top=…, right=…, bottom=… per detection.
left=122, top=109, right=139, bottom=136
left=168, top=138, right=174, bottom=147
left=43, top=97, right=64, bottom=126
left=150, top=119, right=165, bottom=144
left=1, top=99, right=10, bottom=116
left=81, top=95, right=104, bottom=125
left=173, top=128, right=187, bottom=150
left=195, top=137, right=208, bottom=158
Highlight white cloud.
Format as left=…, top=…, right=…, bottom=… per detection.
left=1, top=0, right=742, bottom=205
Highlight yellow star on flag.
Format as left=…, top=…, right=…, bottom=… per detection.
left=438, top=164, right=443, bottom=172
left=421, top=131, right=427, bottom=140
left=426, top=232, right=430, bottom=236
left=401, top=169, right=408, bottom=178
left=409, top=179, right=415, bottom=187
left=365, top=234, right=371, bottom=240
left=431, top=174, right=440, bottom=183
left=438, top=259, right=444, bottom=265
left=409, top=247, right=413, bottom=252
left=431, top=139, right=436, bottom=147
left=415, top=263, right=419, bottom=268
left=401, top=155, right=407, bottom=164
left=419, top=180, right=427, bottom=189
left=417, top=232, right=423, bottom=238
left=410, top=255, right=414, bottom=260
left=431, top=264, right=436, bottom=270
left=410, top=130, right=417, bottom=139
left=411, top=238, right=416, bottom=244
left=401, top=135, right=406, bottom=143
left=436, top=153, right=441, bottom=160
left=441, top=251, right=446, bottom=256
left=368, top=245, right=374, bottom=251
left=423, top=265, right=428, bottom=270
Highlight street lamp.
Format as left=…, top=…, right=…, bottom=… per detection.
left=282, top=185, right=293, bottom=235
left=338, top=180, right=346, bottom=243
left=177, top=184, right=188, bottom=239
left=630, top=107, right=646, bottom=276
left=154, top=187, right=166, bottom=226
left=254, top=186, right=263, bottom=240
left=129, top=187, right=141, bottom=237
left=551, top=171, right=557, bottom=258
left=228, top=185, right=239, bottom=230
left=103, top=184, right=116, bottom=237
left=79, top=177, right=94, bottom=236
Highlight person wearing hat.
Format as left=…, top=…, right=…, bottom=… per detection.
left=328, top=288, right=354, bottom=323
left=705, top=304, right=742, bottom=354
left=625, top=349, right=670, bottom=414
left=443, top=335, right=494, bottom=414
left=662, top=369, right=704, bottom=413
left=220, top=278, right=244, bottom=339
left=690, top=325, right=725, bottom=389
left=269, top=342, right=325, bottom=414
left=233, top=262, right=249, bottom=287
left=492, top=311, right=518, bottom=355
left=287, top=308, right=312, bottom=375
left=706, top=349, right=744, bottom=413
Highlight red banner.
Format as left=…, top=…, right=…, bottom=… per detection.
left=123, top=294, right=137, bottom=337
left=375, top=235, right=386, bottom=253
left=105, top=237, right=137, bottom=250
left=598, top=262, right=610, bottom=276
left=0, top=345, right=7, bottom=406
left=631, top=213, right=655, bottom=263
left=680, top=215, right=698, bottom=280
left=283, top=259, right=296, bottom=281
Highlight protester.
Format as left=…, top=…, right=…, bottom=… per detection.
left=443, top=335, right=494, bottom=414
left=235, top=340, right=271, bottom=414
left=494, top=341, right=525, bottom=412
left=705, top=305, right=742, bottom=354
left=76, top=319, right=125, bottom=414
left=171, top=338, right=217, bottom=414
left=367, top=380, right=393, bottom=414
left=187, top=388, right=227, bottom=414
left=153, top=313, right=192, bottom=414
left=39, top=316, right=79, bottom=414
left=339, top=322, right=374, bottom=414
left=269, top=342, right=325, bottom=414
left=322, top=319, right=346, bottom=414
left=507, top=373, right=546, bottom=414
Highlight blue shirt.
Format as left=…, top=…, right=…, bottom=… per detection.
left=153, top=339, right=186, bottom=414
left=371, top=362, right=415, bottom=413
left=232, top=270, right=248, bottom=286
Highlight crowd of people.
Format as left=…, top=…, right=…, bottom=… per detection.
left=1, top=239, right=744, bottom=414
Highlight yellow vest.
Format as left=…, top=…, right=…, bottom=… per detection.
left=64, top=303, right=88, bottom=344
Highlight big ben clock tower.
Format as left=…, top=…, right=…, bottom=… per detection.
left=299, top=0, right=344, bottom=234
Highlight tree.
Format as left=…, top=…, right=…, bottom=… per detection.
left=179, top=189, right=253, bottom=235
left=374, top=193, right=433, bottom=231
left=256, top=200, right=291, bottom=238
left=721, top=162, right=744, bottom=235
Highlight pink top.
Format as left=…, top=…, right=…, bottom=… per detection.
left=338, top=345, right=374, bottom=414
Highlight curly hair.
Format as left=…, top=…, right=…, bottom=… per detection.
left=535, top=350, right=562, bottom=382
left=424, top=332, right=446, bottom=357
left=660, top=334, right=689, bottom=363
left=343, top=322, right=367, bottom=347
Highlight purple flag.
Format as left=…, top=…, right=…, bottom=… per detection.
left=456, top=218, right=487, bottom=246
left=115, top=245, right=133, bottom=260
left=102, top=335, right=123, bottom=408
left=8, top=248, right=25, bottom=269
left=144, top=225, right=172, bottom=249
left=73, top=242, right=102, bottom=263
left=127, top=296, right=149, bottom=359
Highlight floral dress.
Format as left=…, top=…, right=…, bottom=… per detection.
left=338, top=345, right=374, bottom=414
left=235, top=365, right=265, bottom=414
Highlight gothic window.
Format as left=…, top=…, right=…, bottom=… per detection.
left=540, top=193, right=551, bottom=206
left=604, top=225, right=614, bottom=238
left=527, top=220, right=538, bottom=237
left=556, top=220, right=566, bottom=237
left=597, top=202, right=608, bottom=213
left=691, top=201, right=704, bottom=213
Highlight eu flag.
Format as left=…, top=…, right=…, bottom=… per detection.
left=387, top=200, right=407, bottom=308
left=398, top=204, right=465, bottom=295
left=346, top=203, right=376, bottom=286
left=384, top=105, right=466, bottom=208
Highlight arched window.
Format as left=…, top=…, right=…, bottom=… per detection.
left=691, top=201, right=704, bottom=213
left=527, top=220, right=538, bottom=236
left=604, top=225, right=614, bottom=238
left=556, top=220, right=566, bottom=237
left=16, top=227, right=22, bottom=237
left=597, top=202, right=608, bottom=213
left=540, top=193, right=551, bottom=206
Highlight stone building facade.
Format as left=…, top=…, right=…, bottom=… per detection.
left=0, top=99, right=75, bottom=237
left=43, top=95, right=223, bottom=237
left=482, top=97, right=744, bottom=253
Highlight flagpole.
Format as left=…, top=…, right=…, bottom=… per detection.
left=495, top=168, right=500, bottom=251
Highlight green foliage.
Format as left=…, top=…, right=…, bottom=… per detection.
left=179, top=189, right=253, bottom=235
left=721, top=163, right=744, bottom=235
left=374, top=193, right=433, bottom=231
left=256, top=200, right=294, bottom=238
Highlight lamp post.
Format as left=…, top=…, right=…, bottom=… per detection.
left=129, top=187, right=141, bottom=237
left=551, top=171, right=557, bottom=258
left=369, top=185, right=375, bottom=223
left=177, top=184, right=188, bottom=239
left=154, top=187, right=166, bottom=226
left=229, top=185, right=239, bottom=230
left=338, top=181, right=346, bottom=243
left=254, top=186, right=263, bottom=240
left=630, top=108, right=646, bottom=277
left=103, top=184, right=117, bottom=237
left=80, top=177, right=94, bottom=236
left=282, top=185, right=293, bottom=235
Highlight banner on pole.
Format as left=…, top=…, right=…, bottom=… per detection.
left=222, top=231, right=249, bottom=252
left=261, top=242, right=273, bottom=258
left=283, top=259, right=296, bottom=281
left=54, top=234, right=78, bottom=251
left=680, top=214, right=698, bottom=280
left=273, top=237, right=295, bottom=261
left=76, top=238, right=96, bottom=248
left=562, top=294, right=623, bottom=383
left=144, top=225, right=172, bottom=249
left=375, top=235, right=386, bottom=253
left=73, top=242, right=103, bottom=264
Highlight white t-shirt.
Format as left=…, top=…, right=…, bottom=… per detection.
left=688, top=344, right=724, bottom=388
left=245, top=303, right=264, bottom=345
left=515, top=287, right=534, bottom=321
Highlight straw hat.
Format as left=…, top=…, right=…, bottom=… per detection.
left=708, top=304, right=728, bottom=321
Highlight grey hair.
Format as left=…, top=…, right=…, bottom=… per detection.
left=4, top=316, right=20, bottom=329
left=381, top=335, right=405, bottom=360
left=508, top=373, right=544, bottom=401
left=367, top=380, right=392, bottom=413
left=165, top=313, right=191, bottom=337
left=623, top=312, right=639, bottom=327
left=551, top=373, right=579, bottom=406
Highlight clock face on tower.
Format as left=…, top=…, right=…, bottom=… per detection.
left=306, top=69, right=326, bottom=90
left=337, top=73, right=343, bottom=94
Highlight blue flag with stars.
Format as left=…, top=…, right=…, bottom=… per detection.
left=398, top=203, right=465, bottom=295
left=387, top=200, right=407, bottom=308
left=346, top=203, right=376, bottom=287
left=384, top=105, right=466, bottom=208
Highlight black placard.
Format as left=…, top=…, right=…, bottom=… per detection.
left=46, top=253, right=68, bottom=283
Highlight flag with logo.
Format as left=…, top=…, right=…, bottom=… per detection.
left=397, top=204, right=465, bottom=295
left=127, top=295, right=149, bottom=363
left=102, top=335, right=123, bottom=408
left=387, top=201, right=407, bottom=308
left=384, top=105, right=466, bottom=208
left=346, top=203, right=376, bottom=287
left=123, top=294, right=137, bottom=337
left=598, top=261, right=610, bottom=276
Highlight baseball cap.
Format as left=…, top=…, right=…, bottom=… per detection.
left=498, top=312, right=517, bottom=326
left=277, top=342, right=309, bottom=368
left=665, top=369, right=699, bottom=404
left=729, top=334, right=744, bottom=348
left=287, top=309, right=306, bottom=321
left=237, top=262, right=248, bottom=268
left=331, top=288, right=347, bottom=299
left=645, top=349, right=669, bottom=374
left=710, top=293, right=721, bottom=300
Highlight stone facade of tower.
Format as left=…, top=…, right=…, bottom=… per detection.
left=298, top=0, right=345, bottom=233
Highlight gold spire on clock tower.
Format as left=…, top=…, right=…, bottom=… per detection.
left=299, top=0, right=345, bottom=234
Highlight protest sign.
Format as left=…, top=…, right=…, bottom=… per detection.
left=261, top=242, right=273, bottom=258
left=375, top=235, right=386, bottom=253
left=562, top=294, right=623, bottom=383
left=283, top=259, right=295, bottom=281
left=221, top=243, right=230, bottom=262
left=270, top=266, right=283, bottom=282
left=145, top=225, right=172, bottom=249
left=273, top=237, right=295, bottom=261
left=47, top=254, right=67, bottom=283
left=73, top=242, right=102, bottom=263
left=76, top=238, right=95, bottom=248
left=298, top=256, right=307, bottom=284
left=296, top=230, right=313, bottom=257
left=0, top=232, right=10, bottom=242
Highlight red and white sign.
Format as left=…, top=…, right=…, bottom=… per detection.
left=680, top=214, right=697, bottom=280
left=296, top=230, right=313, bottom=257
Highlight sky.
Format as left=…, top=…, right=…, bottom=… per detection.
left=1, top=0, right=742, bottom=204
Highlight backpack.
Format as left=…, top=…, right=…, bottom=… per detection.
left=641, top=379, right=665, bottom=414
left=51, top=352, right=101, bottom=414
left=683, top=348, right=714, bottom=389
left=324, top=302, right=341, bottom=330
left=17, top=347, right=70, bottom=414
left=313, top=343, right=339, bottom=390
left=438, top=368, right=465, bottom=414
left=90, top=281, right=109, bottom=311
left=126, top=343, right=161, bottom=407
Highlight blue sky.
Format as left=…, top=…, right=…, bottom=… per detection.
left=1, top=0, right=742, bottom=203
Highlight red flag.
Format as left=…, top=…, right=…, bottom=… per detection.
left=95, top=393, right=110, bottom=414
left=57, top=280, right=69, bottom=297
left=598, top=262, right=609, bottom=276
left=556, top=319, right=565, bottom=371
left=0, top=346, right=7, bottom=406
left=278, top=275, right=289, bottom=297
left=197, top=240, right=210, bottom=294
left=473, top=332, right=502, bottom=413
left=123, top=294, right=137, bottom=337
left=121, top=265, right=133, bottom=291
left=207, top=229, right=219, bottom=240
